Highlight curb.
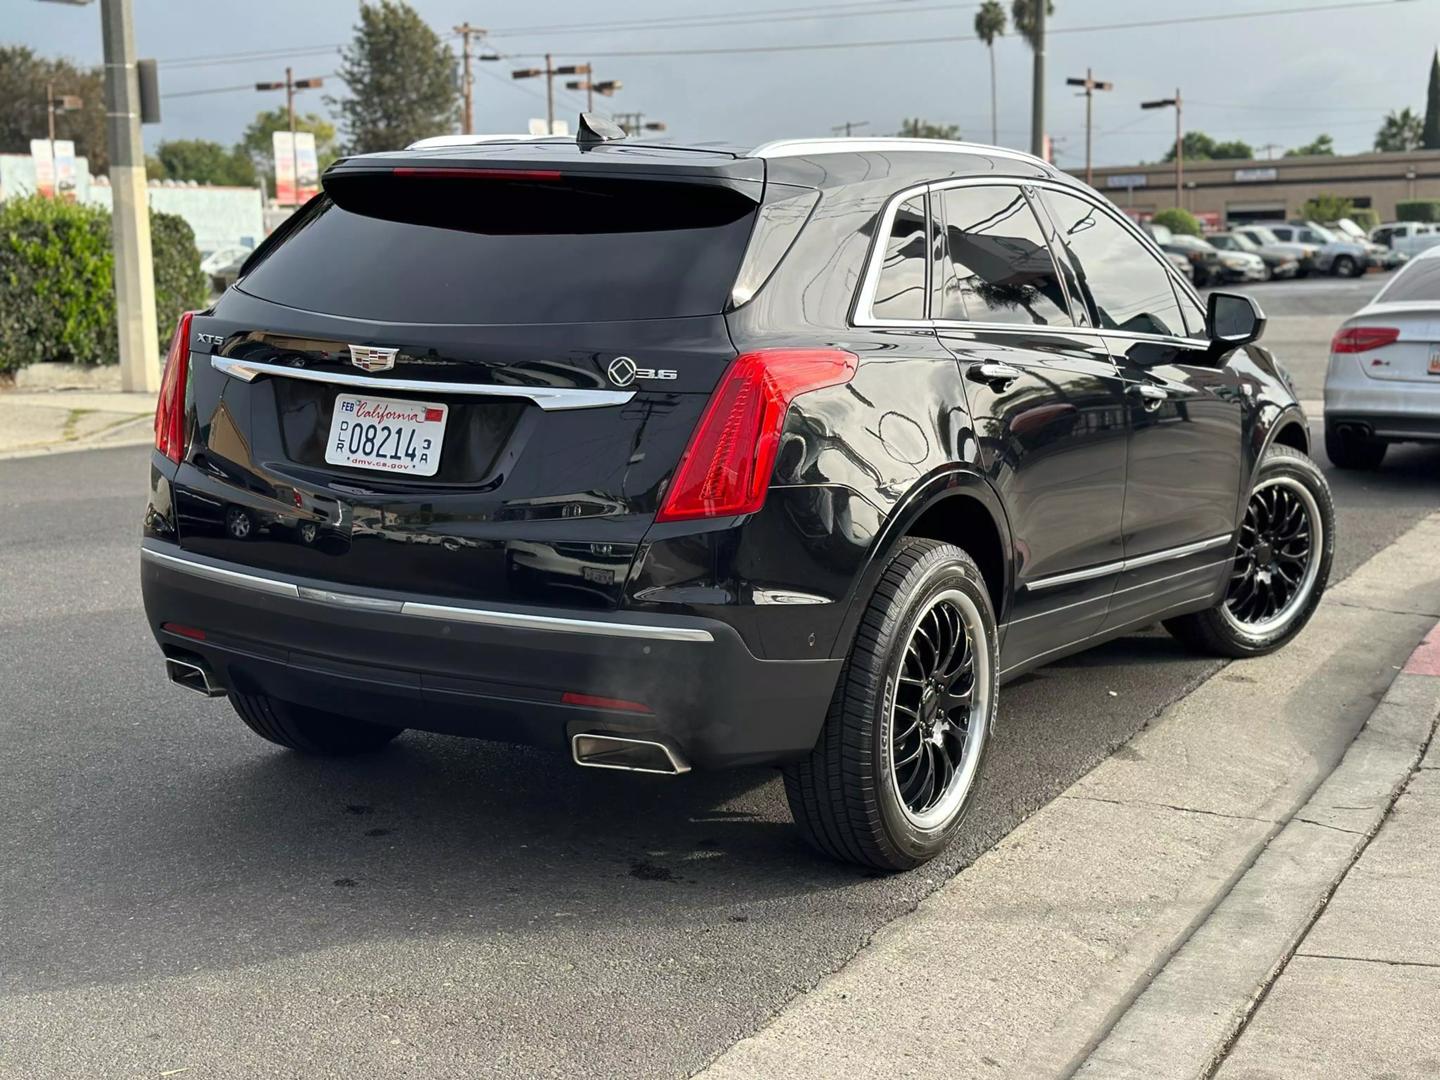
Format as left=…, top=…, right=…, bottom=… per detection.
left=1071, top=623, right=1440, bottom=1080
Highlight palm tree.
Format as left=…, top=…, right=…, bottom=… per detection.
left=1375, top=107, right=1425, bottom=152
left=1010, top=0, right=1055, bottom=49
left=974, top=1, right=1007, bottom=146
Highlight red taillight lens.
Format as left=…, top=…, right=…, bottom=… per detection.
left=655, top=348, right=858, bottom=523
left=561, top=691, right=652, bottom=714
left=155, top=311, right=195, bottom=463
left=1331, top=326, right=1399, bottom=353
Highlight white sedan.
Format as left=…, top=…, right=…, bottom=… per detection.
left=1324, top=244, right=1440, bottom=468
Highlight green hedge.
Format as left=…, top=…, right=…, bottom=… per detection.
left=1151, top=207, right=1202, bottom=237
left=1395, top=199, right=1440, bottom=223
left=0, top=196, right=207, bottom=373
left=1349, top=207, right=1380, bottom=232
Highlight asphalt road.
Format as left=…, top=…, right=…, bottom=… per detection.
left=3, top=275, right=1437, bottom=1079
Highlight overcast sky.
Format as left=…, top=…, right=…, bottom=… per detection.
left=12, top=0, right=1439, bottom=168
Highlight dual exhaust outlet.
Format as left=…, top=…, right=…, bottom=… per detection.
left=166, top=656, right=689, bottom=775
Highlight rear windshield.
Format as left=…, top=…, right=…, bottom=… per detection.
left=239, top=172, right=759, bottom=324
left=1377, top=256, right=1440, bottom=303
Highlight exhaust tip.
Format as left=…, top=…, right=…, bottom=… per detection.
left=165, top=656, right=227, bottom=698
left=572, top=733, right=690, bottom=775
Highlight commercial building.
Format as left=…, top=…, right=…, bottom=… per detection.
left=1077, top=148, right=1440, bottom=228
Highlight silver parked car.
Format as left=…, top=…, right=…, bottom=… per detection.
left=1263, top=223, right=1369, bottom=277
left=1324, top=244, right=1440, bottom=469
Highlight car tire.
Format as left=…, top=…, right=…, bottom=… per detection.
left=1332, top=255, right=1359, bottom=277
left=783, top=538, right=998, bottom=872
left=1324, top=424, right=1388, bottom=470
left=230, top=693, right=405, bottom=755
left=1164, top=445, right=1334, bottom=659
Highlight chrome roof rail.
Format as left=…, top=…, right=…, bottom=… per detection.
left=748, top=137, right=1055, bottom=172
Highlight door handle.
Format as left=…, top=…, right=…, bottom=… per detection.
left=967, top=362, right=1024, bottom=390
left=1128, top=383, right=1168, bottom=411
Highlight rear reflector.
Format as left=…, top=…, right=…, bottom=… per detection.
left=391, top=167, right=562, bottom=181
left=161, top=622, right=207, bottom=641
left=656, top=348, right=859, bottom=522
left=1331, top=326, right=1399, bottom=353
left=561, top=691, right=652, bottom=714
left=154, top=311, right=195, bottom=463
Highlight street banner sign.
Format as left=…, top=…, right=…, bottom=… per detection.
left=29, top=139, right=54, bottom=198
left=274, top=131, right=320, bottom=205
left=53, top=140, right=77, bottom=201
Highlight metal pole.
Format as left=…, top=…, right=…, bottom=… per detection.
left=586, top=63, right=594, bottom=113
left=458, top=25, right=476, bottom=134
left=545, top=53, right=554, bottom=133
left=1174, top=87, right=1183, bottom=208
left=286, top=66, right=298, bottom=207
left=47, top=81, right=56, bottom=143
left=1084, top=68, right=1093, bottom=187
left=1030, top=0, right=1046, bottom=157
left=99, top=0, right=159, bottom=393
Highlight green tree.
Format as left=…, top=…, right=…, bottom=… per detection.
left=0, top=46, right=108, bottom=172
left=975, top=1, right=1007, bottom=145
left=240, top=108, right=340, bottom=194
left=152, top=139, right=257, bottom=186
left=1425, top=49, right=1440, bottom=150
left=898, top=118, right=962, bottom=140
left=1151, top=207, right=1201, bottom=237
left=1162, top=131, right=1254, bottom=162
left=1010, top=0, right=1054, bottom=49
left=332, top=0, right=458, bottom=154
left=1375, top=107, right=1425, bottom=152
left=1284, top=134, right=1335, bottom=157
left=1300, top=193, right=1355, bottom=223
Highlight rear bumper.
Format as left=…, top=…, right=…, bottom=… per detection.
left=1326, top=379, right=1440, bottom=441
left=140, top=541, right=840, bottom=769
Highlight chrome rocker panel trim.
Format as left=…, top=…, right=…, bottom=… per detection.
left=141, top=545, right=715, bottom=643
left=210, top=355, right=636, bottom=411
left=1026, top=533, right=1234, bottom=592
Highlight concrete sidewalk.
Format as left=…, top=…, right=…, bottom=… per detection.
left=0, top=390, right=157, bottom=459
left=697, top=512, right=1440, bottom=1080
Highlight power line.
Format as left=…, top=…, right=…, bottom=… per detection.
left=493, top=0, right=1427, bottom=59
left=488, top=0, right=968, bottom=37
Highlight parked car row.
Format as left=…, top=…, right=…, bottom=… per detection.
left=1139, top=219, right=1408, bottom=286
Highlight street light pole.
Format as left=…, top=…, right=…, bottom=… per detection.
left=454, top=22, right=484, bottom=134
left=515, top=59, right=589, bottom=133
left=1030, top=0, right=1046, bottom=158
left=255, top=70, right=323, bottom=205
left=99, top=0, right=159, bottom=392
left=1066, top=69, right=1112, bottom=187
left=1142, top=89, right=1184, bottom=208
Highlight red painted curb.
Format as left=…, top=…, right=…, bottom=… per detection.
left=1402, top=622, right=1440, bottom=677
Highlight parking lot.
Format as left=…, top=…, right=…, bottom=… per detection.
left=3, top=273, right=1440, bottom=1078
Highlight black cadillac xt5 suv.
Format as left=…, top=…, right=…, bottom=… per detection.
left=141, top=121, right=1333, bottom=871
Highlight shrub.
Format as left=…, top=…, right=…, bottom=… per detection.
left=1151, top=207, right=1202, bottom=236
left=1349, top=207, right=1380, bottom=232
left=1300, top=193, right=1355, bottom=223
left=1396, top=198, right=1440, bottom=223
left=0, top=196, right=206, bottom=373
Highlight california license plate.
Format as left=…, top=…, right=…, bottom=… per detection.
left=325, top=393, right=447, bottom=476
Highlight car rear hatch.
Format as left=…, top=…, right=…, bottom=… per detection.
left=1342, top=303, right=1440, bottom=384
left=168, top=144, right=767, bottom=610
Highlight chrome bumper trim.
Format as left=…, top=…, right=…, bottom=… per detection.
left=141, top=546, right=714, bottom=643
left=209, top=355, right=636, bottom=411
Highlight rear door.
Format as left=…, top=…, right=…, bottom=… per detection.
left=173, top=165, right=762, bottom=610
left=930, top=182, right=1130, bottom=671
left=1036, top=187, right=1243, bottom=628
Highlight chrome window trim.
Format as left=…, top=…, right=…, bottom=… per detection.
left=211, top=355, right=636, bottom=411
left=1025, top=533, right=1234, bottom=592
left=749, top=138, right=1054, bottom=172
left=141, top=546, right=715, bottom=643
left=851, top=175, right=1212, bottom=353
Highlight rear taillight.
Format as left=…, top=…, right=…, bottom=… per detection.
left=154, top=311, right=195, bottom=463
left=655, top=348, right=858, bottom=523
left=1331, top=326, right=1399, bottom=353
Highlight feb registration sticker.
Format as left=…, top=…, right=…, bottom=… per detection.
left=325, top=393, right=448, bottom=477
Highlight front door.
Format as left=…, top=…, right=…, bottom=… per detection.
left=930, top=182, right=1130, bottom=673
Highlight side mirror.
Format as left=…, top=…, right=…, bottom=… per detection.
left=1207, top=291, right=1266, bottom=348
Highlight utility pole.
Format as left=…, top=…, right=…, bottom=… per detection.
left=454, top=22, right=485, bottom=134
left=514, top=58, right=589, bottom=133
left=1066, top=69, right=1113, bottom=187
left=99, top=0, right=158, bottom=392
left=832, top=120, right=869, bottom=137
left=566, top=71, right=621, bottom=113
left=255, top=69, right=322, bottom=204
left=613, top=112, right=666, bottom=137
left=1142, top=89, right=1184, bottom=207
left=1029, top=0, right=1046, bottom=158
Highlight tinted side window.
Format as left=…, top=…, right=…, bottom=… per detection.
left=937, top=186, right=1070, bottom=326
left=1040, top=189, right=1185, bottom=337
left=870, top=196, right=928, bottom=320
